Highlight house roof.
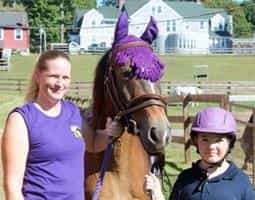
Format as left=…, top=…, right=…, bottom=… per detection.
left=165, top=2, right=227, bottom=20
left=73, top=0, right=228, bottom=27
left=0, top=11, right=28, bottom=28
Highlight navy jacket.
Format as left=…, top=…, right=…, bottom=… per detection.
left=169, top=160, right=254, bottom=200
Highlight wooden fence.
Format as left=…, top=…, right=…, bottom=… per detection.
left=64, top=93, right=255, bottom=186
left=1, top=78, right=255, bottom=96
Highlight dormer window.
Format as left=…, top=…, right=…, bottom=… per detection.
left=152, top=6, right=156, bottom=15
left=158, top=6, right=162, bottom=13
left=219, top=24, right=223, bottom=31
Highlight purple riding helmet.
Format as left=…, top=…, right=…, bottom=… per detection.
left=190, top=107, right=237, bottom=150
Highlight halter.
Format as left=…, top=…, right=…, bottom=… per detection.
left=104, top=41, right=168, bottom=133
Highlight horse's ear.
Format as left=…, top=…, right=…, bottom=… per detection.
left=114, top=6, right=128, bottom=43
left=140, top=16, right=158, bottom=44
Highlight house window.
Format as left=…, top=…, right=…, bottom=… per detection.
left=166, top=20, right=171, bottom=32
left=152, top=6, right=156, bottom=15
left=179, top=39, right=182, bottom=48
left=183, top=39, right=186, bottom=48
left=92, top=20, right=96, bottom=26
left=219, top=24, right=223, bottom=31
left=0, top=28, right=3, bottom=40
left=200, top=21, right=204, bottom=29
left=172, top=20, right=176, bottom=32
left=15, top=29, right=23, bottom=40
left=158, top=6, right=162, bottom=13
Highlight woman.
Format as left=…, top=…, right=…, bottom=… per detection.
left=1, top=50, right=85, bottom=200
left=146, top=107, right=254, bottom=200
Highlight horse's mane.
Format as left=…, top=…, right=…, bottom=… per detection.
left=90, top=50, right=114, bottom=130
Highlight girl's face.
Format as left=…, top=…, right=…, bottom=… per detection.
left=36, top=57, right=71, bottom=105
left=197, top=133, right=230, bottom=165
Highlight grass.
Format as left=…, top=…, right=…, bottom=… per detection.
left=1, top=54, right=255, bottom=81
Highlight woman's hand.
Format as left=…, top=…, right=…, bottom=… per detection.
left=97, top=117, right=123, bottom=140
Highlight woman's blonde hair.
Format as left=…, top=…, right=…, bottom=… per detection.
left=25, top=50, right=70, bottom=102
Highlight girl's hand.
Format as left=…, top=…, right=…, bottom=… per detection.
left=145, top=174, right=165, bottom=200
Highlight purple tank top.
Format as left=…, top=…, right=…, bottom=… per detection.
left=13, top=100, right=85, bottom=200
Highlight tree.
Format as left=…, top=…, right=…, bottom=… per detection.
left=102, top=0, right=118, bottom=6
left=203, top=0, right=252, bottom=37
left=21, top=0, right=96, bottom=52
left=242, top=1, right=255, bottom=31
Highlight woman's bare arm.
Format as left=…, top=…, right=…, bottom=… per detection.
left=2, top=112, right=29, bottom=200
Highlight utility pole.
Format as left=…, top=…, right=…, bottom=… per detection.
left=60, top=2, right=64, bottom=43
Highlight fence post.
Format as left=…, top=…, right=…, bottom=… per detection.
left=18, top=79, right=22, bottom=94
left=183, top=95, right=191, bottom=164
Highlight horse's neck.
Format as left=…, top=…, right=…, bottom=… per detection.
left=85, top=130, right=151, bottom=200
left=113, top=131, right=150, bottom=180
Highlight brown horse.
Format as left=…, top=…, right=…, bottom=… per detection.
left=83, top=7, right=171, bottom=200
left=240, top=115, right=253, bottom=171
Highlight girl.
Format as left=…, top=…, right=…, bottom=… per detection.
left=146, top=107, right=254, bottom=200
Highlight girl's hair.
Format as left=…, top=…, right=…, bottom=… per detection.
left=25, top=50, right=70, bottom=102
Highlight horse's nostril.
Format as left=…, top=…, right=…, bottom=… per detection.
left=150, top=127, right=159, bottom=143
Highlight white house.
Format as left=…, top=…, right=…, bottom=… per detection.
left=70, top=0, right=233, bottom=54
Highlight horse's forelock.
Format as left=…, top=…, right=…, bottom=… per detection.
left=113, top=36, right=165, bottom=82
left=91, top=50, right=113, bottom=130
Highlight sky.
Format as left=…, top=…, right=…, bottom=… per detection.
left=96, top=0, right=104, bottom=7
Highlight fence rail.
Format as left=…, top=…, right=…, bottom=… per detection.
left=1, top=78, right=255, bottom=97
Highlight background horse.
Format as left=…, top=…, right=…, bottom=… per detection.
left=240, top=114, right=253, bottom=170
left=83, top=7, right=171, bottom=200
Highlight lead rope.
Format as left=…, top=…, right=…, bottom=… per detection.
left=91, top=142, right=114, bottom=200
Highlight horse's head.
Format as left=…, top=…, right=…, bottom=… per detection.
left=92, top=7, right=171, bottom=155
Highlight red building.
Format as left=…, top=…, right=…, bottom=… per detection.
left=0, top=11, right=29, bottom=54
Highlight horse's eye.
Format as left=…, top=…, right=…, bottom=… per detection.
left=122, top=71, right=133, bottom=80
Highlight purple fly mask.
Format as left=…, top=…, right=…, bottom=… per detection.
left=112, top=6, right=165, bottom=82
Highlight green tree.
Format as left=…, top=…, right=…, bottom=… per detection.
left=242, top=1, right=255, bottom=31
left=21, top=0, right=96, bottom=52
left=203, top=0, right=252, bottom=37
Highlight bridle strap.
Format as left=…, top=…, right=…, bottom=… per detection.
left=114, top=94, right=167, bottom=119
left=113, top=41, right=153, bottom=54
left=128, top=94, right=168, bottom=108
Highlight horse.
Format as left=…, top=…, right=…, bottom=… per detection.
left=240, top=114, right=253, bottom=171
left=83, top=7, right=171, bottom=200
left=170, top=86, right=203, bottom=107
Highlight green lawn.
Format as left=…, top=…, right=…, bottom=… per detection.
left=1, top=54, right=255, bottom=81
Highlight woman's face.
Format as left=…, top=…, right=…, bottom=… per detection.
left=197, top=133, right=230, bottom=165
left=36, top=57, right=71, bottom=104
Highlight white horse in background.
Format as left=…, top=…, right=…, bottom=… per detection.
left=170, top=86, right=203, bottom=107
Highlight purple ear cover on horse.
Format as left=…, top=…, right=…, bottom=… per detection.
left=112, top=6, right=165, bottom=82
left=113, top=6, right=128, bottom=44
left=141, top=17, right=158, bottom=44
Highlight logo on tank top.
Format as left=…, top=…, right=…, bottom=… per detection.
left=70, top=125, right=82, bottom=138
